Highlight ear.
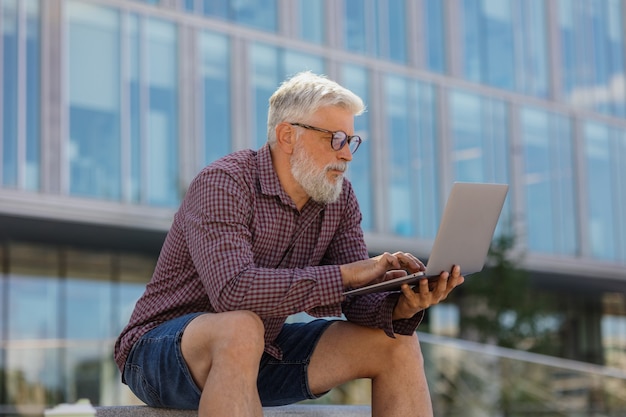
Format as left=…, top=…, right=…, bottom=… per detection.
left=275, top=122, right=296, bottom=155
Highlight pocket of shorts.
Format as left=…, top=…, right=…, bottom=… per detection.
left=124, top=363, right=163, bottom=407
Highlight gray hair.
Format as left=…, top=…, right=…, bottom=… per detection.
left=266, top=71, right=365, bottom=147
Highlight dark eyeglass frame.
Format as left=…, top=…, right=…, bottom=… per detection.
left=290, top=122, right=362, bottom=154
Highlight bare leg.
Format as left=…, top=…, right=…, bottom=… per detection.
left=181, top=311, right=265, bottom=417
left=308, top=321, right=433, bottom=417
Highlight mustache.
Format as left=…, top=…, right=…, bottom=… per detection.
left=325, top=162, right=348, bottom=173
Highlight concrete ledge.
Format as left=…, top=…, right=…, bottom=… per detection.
left=96, top=405, right=371, bottom=417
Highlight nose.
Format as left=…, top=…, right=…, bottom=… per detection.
left=337, top=142, right=353, bottom=161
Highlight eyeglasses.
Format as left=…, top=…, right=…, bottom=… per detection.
left=290, top=122, right=362, bottom=154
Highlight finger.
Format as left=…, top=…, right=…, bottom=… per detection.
left=395, top=252, right=426, bottom=272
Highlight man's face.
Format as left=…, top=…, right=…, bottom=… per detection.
left=289, top=107, right=355, bottom=204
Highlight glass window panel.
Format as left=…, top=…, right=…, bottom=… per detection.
left=6, top=244, right=62, bottom=407
left=585, top=122, right=616, bottom=260
left=297, top=0, right=323, bottom=44
left=126, top=14, right=141, bottom=203
left=146, top=18, right=179, bottom=207
left=200, top=31, right=231, bottom=165
left=384, top=75, right=439, bottom=238
left=250, top=44, right=325, bottom=149
left=282, top=50, right=324, bottom=79
left=384, top=0, right=406, bottom=63
left=461, top=0, right=516, bottom=91
left=250, top=44, right=279, bottom=149
left=231, top=0, right=276, bottom=32
left=424, top=0, right=446, bottom=73
left=450, top=90, right=511, bottom=235
left=461, top=0, right=482, bottom=83
left=341, top=65, right=372, bottom=232
left=202, top=0, right=228, bottom=19
left=67, top=2, right=121, bottom=200
left=344, top=0, right=368, bottom=54
left=521, top=108, right=576, bottom=255
left=63, top=250, right=112, bottom=402
left=558, top=0, right=626, bottom=117
left=25, top=0, right=41, bottom=191
left=2, top=0, right=19, bottom=187
left=515, top=0, right=548, bottom=97
left=482, top=0, right=514, bottom=90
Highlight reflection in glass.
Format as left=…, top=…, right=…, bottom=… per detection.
left=558, top=0, right=626, bottom=117
left=25, top=0, right=41, bottom=190
left=2, top=0, right=18, bottom=187
left=250, top=44, right=324, bottom=149
left=341, top=65, right=372, bottom=232
left=384, top=75, right=439, bottom=238
left=126, top=14, right=141, bottom=203
left=68, top=2, right=121, bottom=200
left=297, top=0, right=323, bottom=44
left=200, top=31, right=231, bottom=165
left=1, top=0, right=39, bottom=190
left=521, top=108, right=576, bottom=255
left=584, top=122, right=625, bottom=262
left=450, top=90, right=510, bottom=234
left=146, top=18, right=179, bottom=206
left=424, top=0, right=446, bottom=73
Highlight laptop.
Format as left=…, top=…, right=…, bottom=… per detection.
left=343, top=182, right=509, bottom=296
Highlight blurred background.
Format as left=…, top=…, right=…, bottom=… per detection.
left=1, top=0, right=626, bottom=415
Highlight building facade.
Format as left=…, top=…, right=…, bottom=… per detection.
left=1, top=0, right=626, bottom=413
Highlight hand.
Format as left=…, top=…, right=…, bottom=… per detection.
left=392, top=265, right=465, bottom=321
left=340, top=251, right=425, bottom=289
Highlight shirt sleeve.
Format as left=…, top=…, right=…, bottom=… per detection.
left=182, top=165, right=345, bottom=319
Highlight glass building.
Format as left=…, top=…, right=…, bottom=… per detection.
left=1, top=0, right=626, bottom=414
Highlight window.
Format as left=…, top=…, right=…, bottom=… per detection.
left=297, top=0, right=323, bottom=44
left=250, top=44, right=324, bottom=149
left=450, top=90, right=510, bottom=234
left=344, top=0, right=407, bottom=63
left=558, top=0, right=626, bottom=117
left=67, top=2, right=121, bottom=200
left=424, top=0, right=446, bottom=73
left=341, top=65, right=372, bottom=232
left=384, top=75, right=439, bottom=238
left=0, top=243, right=155, bottom=408
left=200, top=31, right=231, bottom=165
left=2, top=0, right=40, bottom=190
left=521, top=108, right=576, bottom=255
left=585, top=122, right=626, bottom=262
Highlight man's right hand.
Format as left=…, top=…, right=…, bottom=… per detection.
left=339, top=251, right=426, bottom=289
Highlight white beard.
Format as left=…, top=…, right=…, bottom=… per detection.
left=290, top=144, right=346, bottom=204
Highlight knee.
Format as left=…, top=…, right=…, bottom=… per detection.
left=382, top=332, right=424, bottom=368
left=215, top=310, right=265, bottom=357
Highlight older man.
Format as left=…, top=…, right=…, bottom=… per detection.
left=114, top=71, right=464, bottom=417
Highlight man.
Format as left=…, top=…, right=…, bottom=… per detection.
left=114, top=71, right=464, bottom=417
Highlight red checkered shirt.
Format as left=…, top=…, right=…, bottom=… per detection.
left=114, top=144, right=423, bottom=373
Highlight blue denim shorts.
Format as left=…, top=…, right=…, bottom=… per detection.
left=123, top=313, right=336, bottom=409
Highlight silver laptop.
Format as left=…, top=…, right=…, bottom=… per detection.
left=343, top=182, right=509, bottom=296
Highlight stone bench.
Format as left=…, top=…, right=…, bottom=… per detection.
left=96, top=405, right=371, bottom=417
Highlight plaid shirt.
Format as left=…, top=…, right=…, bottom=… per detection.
left=114, top=144, right=423, bottom=372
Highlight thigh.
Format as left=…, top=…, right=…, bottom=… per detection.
left=307, top=320, right=420, bottom=395
left=123, top=313, right=204, bottom=409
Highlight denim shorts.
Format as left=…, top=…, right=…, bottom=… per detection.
left=123, top=312, right=336, bottom=409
